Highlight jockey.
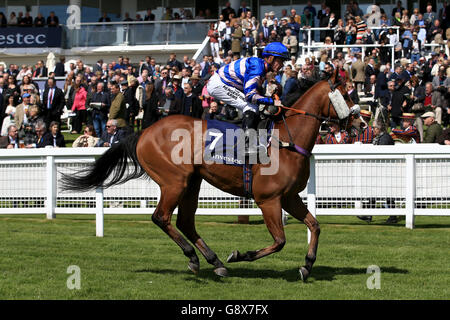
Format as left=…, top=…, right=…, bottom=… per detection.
left=206, top=42, right=289, bottom=155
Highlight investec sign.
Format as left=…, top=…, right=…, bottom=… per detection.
left=0, top=27, right=62, bottom=48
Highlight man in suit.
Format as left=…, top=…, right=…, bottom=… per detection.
left=237, top=1, right=249, bottom=17
left=375, top=64, right=390, bottom=100
left=159, top=87, right=182, bottom=117
left=99, top=12, right=111, bottom=23
left=258, top=19, right=270, bottom=43
left=351, top=53, right=365, bottom=92
left=180, top=83, right=202, bottom=118
left=96, top=119, right=128, bottom=147
left=0, top=125, right=19, bottom=148
left=35, top=60, right=48, bottom=78
left=46, top=11, right=59, bottom=27
left=166, top=53, right=183, bottom=72
left=241, top=30, right=255, bottom=57
left=154, top=68, right=170, bottom=103
left=42, top=77, right=65, bottom=128
left=89, top=82, right=111, bottom=137
left=364, top=74, right=377, bottom=97
left=382, top=80, right=409, bottom=129
left=108, top=83, right=128, bottom=129
left=364, top=58, right=377, bottom=91
left=221, top=2, right=236, bottom=20
left=54, top=56, right=65, bottom=77
left=400, top=63, right=415, bottom=82
left=93, top=59, right=103, bottom=73
left=268, top=19, right=281, bottom=37
left=389, top=65, right=403, bottom=82
left=282, top=29, right=298, bottom=58
left=221, top=20, right=234, bottom=55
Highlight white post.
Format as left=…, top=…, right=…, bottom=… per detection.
left=307, top=29, right=311, bottom=55
left=307, top=156, right=316, bottom=244
left=405, top=155, right=415, bottom=229
left=282, top=209, right=288, bottom=226
left=46, top=155, right=56, bottom=219
left=391, top=45, right=395, bottom=67
left=96, top=187, right=104, bottom=237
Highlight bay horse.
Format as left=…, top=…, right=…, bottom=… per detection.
left=62, top=68, right=357, bottom=281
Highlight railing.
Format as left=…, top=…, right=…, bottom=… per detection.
left=301, top=43, right=396, bottom=66
left=299, top=26, right=448, bottom=60
left=66, top=20, right=215, bottom=47
left=299, top=26, right=400, bottom=51
left=0, top=144, right=448, bottom=237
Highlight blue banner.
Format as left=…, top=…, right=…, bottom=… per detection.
left=0, top=27, right=62, bottom=48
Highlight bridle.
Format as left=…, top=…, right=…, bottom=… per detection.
left=276, top=79, right=355, bottom=125
left=270, top=79, right=358, bottom=158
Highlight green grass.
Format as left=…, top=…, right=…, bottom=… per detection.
left=0, top=214, right=449, bottom=300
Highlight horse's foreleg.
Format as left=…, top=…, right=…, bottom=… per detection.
left=176, top=176, right=228, bottom=277
left=281, top=193, right=320, bottom=282
left=152, top=185, right=200, bottom=274
left=227, top=197, right=286, bottom=263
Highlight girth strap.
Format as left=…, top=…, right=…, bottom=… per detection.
left=243, top=162, right=253, bottom=199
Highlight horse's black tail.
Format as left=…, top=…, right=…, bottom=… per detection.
left=61, top=132, right=146, bottom=191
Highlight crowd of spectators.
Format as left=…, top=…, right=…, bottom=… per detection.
left=0, top=1, right=449, bottom=150
left=205, top=0, right=450, bottom=145
left=0, top=11, right=59, bottom=27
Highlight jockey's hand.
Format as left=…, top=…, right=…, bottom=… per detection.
left=274, top=100, right=282, bottom=107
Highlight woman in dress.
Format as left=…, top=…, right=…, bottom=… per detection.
left=1, top=95, right=17, bottom=136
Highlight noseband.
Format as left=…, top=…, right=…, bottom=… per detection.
left=272, top=79, right=356, bottom=157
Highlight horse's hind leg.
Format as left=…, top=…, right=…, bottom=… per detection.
left=176, top=175, right=228, bottom=277
left=151, top=185, right=200, bottom=274
left=281, top=193, right=320, bottom=282
left=227, top=197, right=286, bottom=262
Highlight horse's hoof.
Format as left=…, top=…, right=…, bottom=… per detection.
left=214, top=267, right=228, bottom=277
left=299, top=267, right=310, bottom=282
left=188, top=262, right=200, bottom=275
left=227, top=250, right=239, bottom=263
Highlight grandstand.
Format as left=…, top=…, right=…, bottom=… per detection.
left=0, top=1, right=447, bottom=66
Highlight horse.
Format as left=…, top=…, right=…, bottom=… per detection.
left=62, top=68, right=358, bottom=281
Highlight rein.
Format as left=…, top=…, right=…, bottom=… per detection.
left=274, top=79, right=341, bottom=123
left=271, top=79, right=349, bottom=158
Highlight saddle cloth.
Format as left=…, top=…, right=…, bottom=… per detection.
left=204, top=119, right=273, bottom=167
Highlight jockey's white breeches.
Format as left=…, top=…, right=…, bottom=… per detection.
left=206, top=73, right=258, bottom=113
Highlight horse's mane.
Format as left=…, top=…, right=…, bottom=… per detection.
left=282, top=77, right=323, bottom=108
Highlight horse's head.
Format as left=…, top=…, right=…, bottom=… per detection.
left=321, top=67, right=360, bottom=134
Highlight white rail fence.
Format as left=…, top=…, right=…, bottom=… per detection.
left=0, top=145, right=449, bottom=237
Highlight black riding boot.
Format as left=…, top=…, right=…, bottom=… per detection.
left=242, top=110, right=259, bottom=156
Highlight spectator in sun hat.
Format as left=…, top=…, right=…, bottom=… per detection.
left=352, top=109, right=375, bottom=144
left=324, top=122, right=350, bottom=144
left=14, top=92, right=34, bottom=137
left=421, top=111, right=443, bottom=143
left=390, top=113, right=420, bottom=143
